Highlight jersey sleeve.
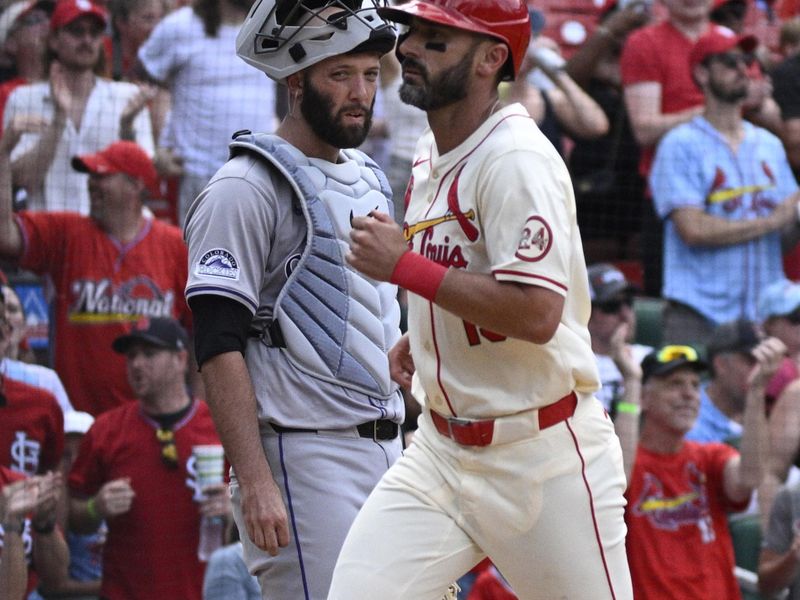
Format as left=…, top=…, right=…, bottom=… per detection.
left=620, top=29, right=660, bottom=86
left=649, top=128, right=706, bottom=219
left=703, top=442, right=750, bottom=513
left=67, top=425, right=104, bottom=498
left=184, top=165, right=276, bottom=314
left=480, top=148, right=573, bottom=296
left=137, top=15, right=183, bottom=84
left=15, top=212, right=73, bottom=276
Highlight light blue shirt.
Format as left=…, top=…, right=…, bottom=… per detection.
left=203, top=542, right=260, bottom=600
left=2, top=357, right=73, bottom=414
left=651, top=117, right=799, bottom=324
left=686, top=384, right=742, bottom=443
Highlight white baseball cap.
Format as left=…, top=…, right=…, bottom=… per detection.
left=64, top=411, right=94, bottom=435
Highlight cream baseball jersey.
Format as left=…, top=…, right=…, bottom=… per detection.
left=403, top=104, right=600, bottom=419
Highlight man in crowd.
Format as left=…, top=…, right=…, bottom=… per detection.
left=0, top=120, right=191, bottom=416
left=68, top=318, right=225, bottom=600
left=686, top=319, right=764, bottom=444
left=328, top=1, right=631, bottom=598
left=586, top=262, right=651, bottom=413
left=4, top=0, right=154, bottom=214
left=621, top=0, right=779, bottom=296
left=184, top=1, right=404, bottom=598
left=138, top=0, right=276, bottom=224
left=621, top=341, right=779, bottom=598
left=650, top=27, right=800, bottom=344
left=0, top=286, right=63, bottom=477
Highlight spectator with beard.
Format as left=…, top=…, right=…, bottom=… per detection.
left=328, top=1, right=631, bottom=598
left=0, top=119, right=191, bottom=417
left=3, top=0, right=155, bottom=214
left=183, top=1, right=404, bottom=598
left=137, top=0, right=277, bottom=226
left=650, top=27, right=800, bottom=345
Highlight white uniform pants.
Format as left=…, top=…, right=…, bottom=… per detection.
left=328, top=396, right=632, bottom=600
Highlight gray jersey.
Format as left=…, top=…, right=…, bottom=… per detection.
left=185, top=147, right=404, bottom=429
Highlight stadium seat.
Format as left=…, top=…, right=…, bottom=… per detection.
left=728, top=513, right=778, bottom=600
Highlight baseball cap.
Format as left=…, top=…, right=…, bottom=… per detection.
left=758, top=278, right=800, bottom=321
left=587, top=263, right=636, bottom=304
left=641, top=345, right=708, bottom=383
left=112, top=317, right=189, bottom=354
left=64, top=410, right=94, bottom=435
left=689, top=25, right=758, bottom=71
left=72, top=141, right=160, bottom=197
left=50, top=0, right=106, bottom=30
left=707, top=319, right=762, bottom=361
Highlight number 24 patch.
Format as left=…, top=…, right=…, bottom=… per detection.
left=515, top=216, right=552, bottom=262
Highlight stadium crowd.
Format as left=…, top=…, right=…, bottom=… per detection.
left=1, top=0, right=800, bottom=598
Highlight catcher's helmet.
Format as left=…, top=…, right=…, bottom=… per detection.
left=236, top=0, right=397, bottom=82
left=378, top=0, right=530, bottom=80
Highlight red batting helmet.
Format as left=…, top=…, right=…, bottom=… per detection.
left=378, top=0, right=531, bottom=80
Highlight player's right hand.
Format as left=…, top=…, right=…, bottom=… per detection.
left=241, top=478, right=289, bottom=556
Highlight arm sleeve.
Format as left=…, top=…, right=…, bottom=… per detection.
left=137, top=15, right=181, bottom=84
left=620, top=29, right=660, bottom=86
left=480, top=147, right=573, bottom=296
left=189, top=294, right=253, bottom=368
left=649, top=129, right=706, bottom=219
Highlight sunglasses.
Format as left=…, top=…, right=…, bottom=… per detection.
left=709, top=52, right=754, bottom=69
left=62, top=22, right=105, bottom=38
left=156, top=428, right=179, bottom=470
left=594, top=296, right=633, bottom=314
left=655, top=345, right=700, bottom=363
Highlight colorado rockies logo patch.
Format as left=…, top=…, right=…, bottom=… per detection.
left=515, top=216, right=553, bottom=262
left=196, top=249, right=240, bottom=280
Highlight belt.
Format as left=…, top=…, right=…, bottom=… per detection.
left=270, top=420, right=399, bottom=441
left=430, top=392, right=578, bottom=447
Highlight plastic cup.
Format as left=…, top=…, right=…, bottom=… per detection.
left=192, top=445, right=224, bottom=489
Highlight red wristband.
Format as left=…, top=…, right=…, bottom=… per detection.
left=390, top=251, right=448, bottom=302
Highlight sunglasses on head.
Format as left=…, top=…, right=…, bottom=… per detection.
left=156, top=428, right=179, bottom=470
left=709, top=51, right=753, bottom=69
left=594, top=296, right=633, bottom=314
left=655, top=345, right=700, bottom=364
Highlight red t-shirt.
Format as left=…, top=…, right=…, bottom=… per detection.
left=0, top=377, right=64, bottom=475
left=0, top=466, right=37, bottom=595
left=17, top=212, right=190, bottom=416
left=620, top=21, right=706, bottom=176
left=625, top=441, right=747, bottom=600
left=68, top=399, right=220, bottom=600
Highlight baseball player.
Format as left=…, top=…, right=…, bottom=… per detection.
left=328, top=1, right=633, bottom=598
left=183, top=2, right=404, bottom=599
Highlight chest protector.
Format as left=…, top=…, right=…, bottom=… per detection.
left=230, top=133, right=400, bottom=399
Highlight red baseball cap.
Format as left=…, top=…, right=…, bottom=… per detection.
left=50, top=0, right=107, bottom=31
left=689, top=25, right=758, bottom=71
left=72, top=141, right=160, bottom=198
